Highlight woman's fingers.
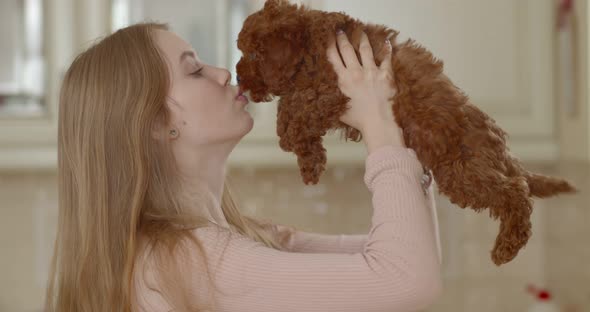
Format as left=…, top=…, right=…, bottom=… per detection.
left=329, top=30, right=395, bottom=87
left=326, top=39, right=345, bottom=75
left=379, top=38, right=393, bottom=73
left=359, top=31, right=377, bottom=69
left=336, top=30, right=361, bottom=69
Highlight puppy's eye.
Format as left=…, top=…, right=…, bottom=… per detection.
left=249, top=52, right=257, bottom=60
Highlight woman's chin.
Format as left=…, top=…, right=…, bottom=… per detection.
left=241, top=112, right=254, bottom=130
left=237, top=103, right=253, bottom=119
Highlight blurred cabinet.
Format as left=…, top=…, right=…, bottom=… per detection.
left=0, top=0, right=111, bottom=171
left=0, top=0, right=71, bottom=171
left=0, top=0, right=560, bottom=170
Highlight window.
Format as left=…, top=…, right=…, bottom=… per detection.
left=0, top=0, right=45, bottom=118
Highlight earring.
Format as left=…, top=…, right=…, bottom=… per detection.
left=169, top=129, right=178, bottom=138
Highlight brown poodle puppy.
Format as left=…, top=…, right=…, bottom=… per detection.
left=236, top=0, right=578, bottom=265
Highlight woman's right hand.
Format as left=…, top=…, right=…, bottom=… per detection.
left=327, top=30, right=406, bottom=151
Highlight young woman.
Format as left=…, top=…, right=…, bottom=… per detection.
left=45, top=22, right=442, bottom=312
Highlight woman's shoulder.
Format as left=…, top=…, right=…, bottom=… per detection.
left=135, top=225, right=259, bottom=277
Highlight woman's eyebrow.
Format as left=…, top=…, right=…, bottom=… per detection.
left=179, top=50, right=196, bottom=64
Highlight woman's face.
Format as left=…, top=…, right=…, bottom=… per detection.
left=153, top=29, right=253, bottom=148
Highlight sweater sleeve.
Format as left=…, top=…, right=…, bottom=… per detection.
left=254, top=220, right=367, bottom=254
left=270, top=182, right=443, bottom=264
left=275, top=224, right=368, bottom=254
left=143, top=145, right=443, bottom=312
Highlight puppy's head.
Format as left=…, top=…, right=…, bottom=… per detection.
left=236, top=0, right=307, bottom=102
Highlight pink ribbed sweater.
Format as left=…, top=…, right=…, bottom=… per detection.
left=134, top=145, right=443, bottom=312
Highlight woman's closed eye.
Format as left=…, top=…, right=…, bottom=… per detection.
left=190, top=67, right=204, bottom=77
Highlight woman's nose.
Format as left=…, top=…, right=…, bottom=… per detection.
left=214, top=67, right=231, bottom=86
left=223, top=70, right=231, bottom=86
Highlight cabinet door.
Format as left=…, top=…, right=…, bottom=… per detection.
left=0, top=0, right=74, bottom=171
left=308, top=0, right=557, bottom=162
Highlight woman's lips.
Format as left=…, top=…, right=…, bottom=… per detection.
left=236, top=94, right=249, bottom=103
left=235, top=86, right=250, bottom=104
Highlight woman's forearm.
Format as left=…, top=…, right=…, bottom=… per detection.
left=362, top=118, right=406, bottom=153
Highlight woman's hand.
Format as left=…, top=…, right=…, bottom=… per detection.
left=327, top=30, right=406, bottom=151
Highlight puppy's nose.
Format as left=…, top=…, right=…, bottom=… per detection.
left=236, top=75, right=241, bottom=84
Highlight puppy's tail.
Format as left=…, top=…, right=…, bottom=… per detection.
left=526, top=172, right=579, bottom=198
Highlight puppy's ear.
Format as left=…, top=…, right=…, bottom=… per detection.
left=266, top=32, right=304, bottom=65
left=264, top=0, right=294, bottom=17
left=259, top=29, right=306, bottom=90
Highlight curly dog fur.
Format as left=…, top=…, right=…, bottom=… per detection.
left=236, top=0, right=578, bottom=265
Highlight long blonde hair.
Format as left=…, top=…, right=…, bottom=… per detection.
left=45, top=22, right=286, bottom=312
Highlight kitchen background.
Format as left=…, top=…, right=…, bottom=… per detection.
left=0, top=0, right=589, bottom=311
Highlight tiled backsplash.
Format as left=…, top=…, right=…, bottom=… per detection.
left=0, top=161, right=588, bottom=311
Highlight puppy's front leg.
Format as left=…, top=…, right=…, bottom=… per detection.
left=280, top=108, right=329, bottom=184
left=276, top=103, right=295, bottom=152
left=293, top=134, right=327, bottom=185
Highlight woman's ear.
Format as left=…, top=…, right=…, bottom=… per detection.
left=151, top=121, right=167, bottom=141
left=151, top=116, right=177, bottom=142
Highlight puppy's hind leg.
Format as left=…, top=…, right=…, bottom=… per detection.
left=435, top=158, right=533, bottom=265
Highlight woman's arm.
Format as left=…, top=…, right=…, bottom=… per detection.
left=165, top=146, right=443, bottom=312
left=264, top=182, right=442, bottom=265
left=270, top=223, right=368, bottom=254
